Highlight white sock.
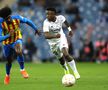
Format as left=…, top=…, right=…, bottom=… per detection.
left=64, top=62, right=69, bottom=71
left=68, top=60, right=79, bottom=73
left=63, top=62, right=70, bottom=74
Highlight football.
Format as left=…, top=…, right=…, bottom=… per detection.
left=62, top=74, right=76, bottom=87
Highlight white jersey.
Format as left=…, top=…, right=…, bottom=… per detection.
left=43, top=15, right=66, bottom=45
left=43, top=15, right=68, bottom=58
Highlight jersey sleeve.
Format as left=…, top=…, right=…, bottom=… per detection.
left=0, top=25, right=10, bottom=42
left=59, top=15, right=66, bottom=23
left=43, top=20, right=49, bottom=32
left=17, top=15, right=38, bottom=31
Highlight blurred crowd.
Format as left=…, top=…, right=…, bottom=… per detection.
left=0, top=0, right=108, bottom=63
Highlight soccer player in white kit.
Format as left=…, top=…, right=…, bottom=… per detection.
left=43, top=8, right=80, bottom=79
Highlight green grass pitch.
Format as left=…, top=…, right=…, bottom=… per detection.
left=0, top=62, right=108, bottom=90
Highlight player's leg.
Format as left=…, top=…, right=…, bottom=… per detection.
left=58, top=56, right=70, bottom=74
left=51, top=44, right=70, bottom=74
left=3, top=45, right=13, bottom=84
left=14, top=40, right=29, bottom=78
left=62, top=47, right=80, bottom=79
left=60, top=35, right=80, bottom=79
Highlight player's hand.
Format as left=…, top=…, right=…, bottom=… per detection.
left=68, top=31, right=73, bottom=37
left=56, top=34, right=61, bottom=38
left=9, top=30, right=15, bottom=36
left=35, top=30, right=41, bottom=36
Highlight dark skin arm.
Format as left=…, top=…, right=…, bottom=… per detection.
left=44, top=20, right=73, bottom=39
left=64, top=20, right=74, bottom=46
left=44, top=32, right=60, bottom=39
left=64, top=20, right=73, bottom=36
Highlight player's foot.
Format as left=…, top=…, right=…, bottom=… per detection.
left=20, top=70, right=29, bottom=79
left=74, top=72, right=80, bottom=80
left=4, top=75, right=10, bottom=85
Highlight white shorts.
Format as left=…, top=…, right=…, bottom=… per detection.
left=49, top=35, right=68, bottom=59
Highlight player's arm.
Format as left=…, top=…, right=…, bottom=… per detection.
left=60, top=15, right=73, bottom=36
left=44, top=32, right=60, bottom=39
left=0, top=24, right=10, bottom=42
left=43, top=21, right=60, bottom=39
left=64, top=20, right=73, bottom=36
left=0, top=27, right=15, bottom=42
left=17, top=15, right=40, bottom=35
left=0, top=29, right=10, bottom=42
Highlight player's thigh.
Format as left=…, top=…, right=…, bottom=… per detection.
left=13, top=40, right=23, bottom=54
left=60, top=35, right=68, bottom=50
left=3, top=45, right=13, bottom=58
left=50, top=44, right=63, bottom=59
left=60, top=36, right=69, bottom=56
left=62, top=47, right=69, bottom=56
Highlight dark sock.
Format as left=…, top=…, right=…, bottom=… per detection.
left=6, top=63, right=12, bottom=76
left=17, top=55, right=24, bottom=70
left=19, top=62, right=24, bottom=70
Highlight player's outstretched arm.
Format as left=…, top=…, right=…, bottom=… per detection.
left=17, top=15, right=41, bottom=35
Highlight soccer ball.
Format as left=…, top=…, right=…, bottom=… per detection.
left=62, top=74, right=76, bottom=87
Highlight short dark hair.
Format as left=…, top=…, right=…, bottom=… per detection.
left=46, top=8, right=56, bottom=13
left=0, top=6, right=12, bottom=19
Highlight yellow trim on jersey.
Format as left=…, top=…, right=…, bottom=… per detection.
left=2, top=19, right=22, bottom=45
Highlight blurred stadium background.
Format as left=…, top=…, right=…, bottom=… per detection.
left=0, top=0, right=108, bottom=90
left=0, top=0, right=108, bottom=63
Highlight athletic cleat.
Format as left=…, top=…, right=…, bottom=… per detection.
left=74, top=72, right=80, bottom=80
left=4, top=75, right=10, bottom=85
left=21, top=70, right=29, bottom=79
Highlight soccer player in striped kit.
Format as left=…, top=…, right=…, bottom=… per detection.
left=0, top=6, right=40, bottom=85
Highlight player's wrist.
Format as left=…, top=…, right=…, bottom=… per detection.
left=35, top=30, right=41, bottom=35
left=35, top=30, right=39, bottom=34
left=68, top=27, right=72, bottom=31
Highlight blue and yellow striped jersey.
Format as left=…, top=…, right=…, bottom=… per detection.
left=0, top=15, right=38, bottom=45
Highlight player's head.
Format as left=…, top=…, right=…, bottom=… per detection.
left=46, top=8, right=56, bottom=21
left=0, top=6, right=12, bottom=20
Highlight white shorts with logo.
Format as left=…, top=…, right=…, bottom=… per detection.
left=48, top=35, right=68, bottom=59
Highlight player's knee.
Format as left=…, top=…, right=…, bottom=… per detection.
left=17, top=51, right=22, bottom=56
left=63, top=54, right=69, bottom=59
left=15, top=48, right=22, bottom=55
left=15, top=44, right=22, bottom=55
left=64, top=54, right=73, bottom=62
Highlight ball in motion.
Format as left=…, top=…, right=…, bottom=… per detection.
left=62, top=74, right=76, bottom=87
